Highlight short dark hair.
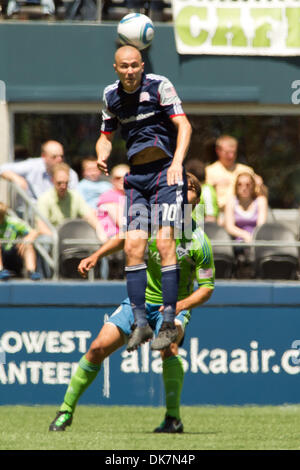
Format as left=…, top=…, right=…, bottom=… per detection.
left=186, top=172, right=201, bottom=199
left=81, top=156, right=97, bottom=169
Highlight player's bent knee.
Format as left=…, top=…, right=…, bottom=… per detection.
left=87, top=340, right=108, bottom=363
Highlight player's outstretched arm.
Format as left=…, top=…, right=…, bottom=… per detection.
left=96, top=132, right=115, bottom=176
left=78, top=233, right=125, bottom=278
left=167, top=115, right=192, bottom=186
left=175, top=286, right=213, bottom=315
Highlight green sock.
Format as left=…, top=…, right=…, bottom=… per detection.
left=162, top=355, right=184, bottom=421
left=60, top=355, right=101, bottom=414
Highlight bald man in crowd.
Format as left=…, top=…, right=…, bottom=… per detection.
left=0, top=140, right=79, bottom=201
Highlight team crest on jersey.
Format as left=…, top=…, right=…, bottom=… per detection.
left=176, top=246, right=188, bottom=259
left=139, top=92, right=150, bottom=102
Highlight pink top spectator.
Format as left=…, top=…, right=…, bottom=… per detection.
left=234, top=197, right=258, bottom=239
left=97, top=189, right=125, bottom=238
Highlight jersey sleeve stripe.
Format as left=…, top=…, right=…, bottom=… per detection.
left=169, top=113, right=186, bottom=118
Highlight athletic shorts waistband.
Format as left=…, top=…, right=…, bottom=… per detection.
left=129, top=157, right=171, bottom=174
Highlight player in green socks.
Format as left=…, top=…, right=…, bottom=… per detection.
left=49, top=173, right=215, bottom=433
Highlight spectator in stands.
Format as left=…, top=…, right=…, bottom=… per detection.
left=0, top=202, right=41, bottom=281
left=224, top=172, right=268, bottom=243
left=0, top=140, right=78, bottom=202
left=6, top=0, right=55, bottom=17
left=97, top=163, right=129, bottom=242
left=185, top=159, right=219, bottom=223
left=36, top=162, right=106, bottom=241
left=125, top=0, right=166, bottom=21
left=78, top=156, right=112, bottom=212
left=205, top=135, right=266, bottom=224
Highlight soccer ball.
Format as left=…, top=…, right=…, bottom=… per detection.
left=117, top=13, right=155, bottom=50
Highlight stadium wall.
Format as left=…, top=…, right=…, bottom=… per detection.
left=1, top=22, right=300, bottom=104
left=0, top=281, right=299, bottom=407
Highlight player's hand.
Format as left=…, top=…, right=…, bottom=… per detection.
left=97, top=157, right=109, bottom=176
left=167, top=163, right=183, bottom=186
left=78, top=255, right=97, bottom=278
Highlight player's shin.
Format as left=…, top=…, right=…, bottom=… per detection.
left=125, top=263, right=148, bottom=327
left=163, top=355, right=184, bottom=420
left=60, top=355, right=101, bottom=413
left=161, top=264, right=179, bottom=324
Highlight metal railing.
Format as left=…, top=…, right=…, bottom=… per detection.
left=5, top=181, right=108, bottom=280
left=210, top=240, right=300, bottom=248
left=6, top=181, right=59, bottom=279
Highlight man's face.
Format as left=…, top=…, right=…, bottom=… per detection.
left=114, top=46, right=144, bottom=93
left=42, top=142, right=64, bottom=172
left=83, top=161, right=102, bottom=182
left=216, top=140, right=238, bottom=169
left=53, top=170, right=69, bottom=199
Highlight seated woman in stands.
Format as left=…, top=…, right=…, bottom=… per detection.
left=224, top=172, right=268, bottom=276
left=96, top=164, right=129, bottom=241
left=224, top=172, right=268, bottom=244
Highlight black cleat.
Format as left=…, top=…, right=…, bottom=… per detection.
left=127, top=324, right=153, bottom=352
left=154, top=415, right=184, bottom=433
left=49, top=411, right=73, bottom=431
left=151, top=321, right=178, bottom=350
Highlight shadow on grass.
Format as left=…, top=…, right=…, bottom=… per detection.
left=143, top=431, right=221, bottom=436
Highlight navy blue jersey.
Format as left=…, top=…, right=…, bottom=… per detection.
left=100, top=73, right=185, bottom=162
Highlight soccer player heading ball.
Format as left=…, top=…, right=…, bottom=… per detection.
left=96, top=45, right=192, bottom=352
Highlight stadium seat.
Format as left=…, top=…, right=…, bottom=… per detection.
left=253, top=222, right=299, bottom=280
left=204, top=222, right=235, bottom=279
left=100, top=0, right=171, bottom=22
left=57, top=219, right=103, bottom=279
left=271, top=209, right=300, bottom=238
left=280, top=166, right=300, bottom=208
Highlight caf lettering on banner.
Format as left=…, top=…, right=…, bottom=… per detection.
left=172, top=0, right=300, bottom=56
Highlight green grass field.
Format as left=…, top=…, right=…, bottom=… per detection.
left=0, top=405, right=300, bottom=450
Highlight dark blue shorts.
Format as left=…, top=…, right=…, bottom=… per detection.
left=123, top=158, right=188, bottom=232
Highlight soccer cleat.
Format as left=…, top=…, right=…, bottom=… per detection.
left=127, top=324, right=153, bottom=352
left=154, top=415, right=184, bottom=433
left=49, top=411, right=73, bottom=431
left=151, top=321, right=178, bottom=350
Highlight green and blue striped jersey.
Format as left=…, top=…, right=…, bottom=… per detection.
left=146, top=227, right=215, bottom=304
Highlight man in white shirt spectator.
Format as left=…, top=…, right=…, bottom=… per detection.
left=0, top=140, right=79, bottom=201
